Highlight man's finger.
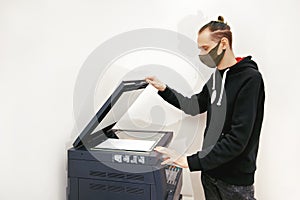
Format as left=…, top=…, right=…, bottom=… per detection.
left=147, top=80, right=156, bottom=85
left=161, top=158, right=173, bottom=165
left=145, top=76, right=155, bottom=81
left=154, top=146, right=167, bottom=154
left=154, top=146, right=165, bottom=151
left=162, top=157, right=170, bottom=161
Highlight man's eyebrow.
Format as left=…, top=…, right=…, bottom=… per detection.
left=198, top=44, right=209, bottom=49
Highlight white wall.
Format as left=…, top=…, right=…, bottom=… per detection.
left=1, top=0, right=300, bottom=199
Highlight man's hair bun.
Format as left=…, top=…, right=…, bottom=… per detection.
left=198, top=15, right=232, bottom=48
left=218, top=16, right=225, bottom=23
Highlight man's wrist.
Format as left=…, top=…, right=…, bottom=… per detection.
left=175, top=156, right=189, bottom=168
left=182, top=156, right=189, bottom=168
left=159, top=84, right=167, bottom=92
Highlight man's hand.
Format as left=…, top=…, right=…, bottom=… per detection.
left=145, top=76, right=167, bottom=92
left=154, top=146, right=189, bottom=168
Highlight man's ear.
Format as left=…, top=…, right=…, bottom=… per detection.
left=221, top=37, right=229, bottom=50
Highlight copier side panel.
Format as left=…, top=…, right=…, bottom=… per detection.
left=68, top=159, right=158, bottom=184
left=150, top=166, right=168, bottom=200
left=78, top=178, right=151, bottom=200
left=67, top=177, right=79, bottom=200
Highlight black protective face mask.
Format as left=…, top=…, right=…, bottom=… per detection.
left=199, top=41, right=226, bottom=68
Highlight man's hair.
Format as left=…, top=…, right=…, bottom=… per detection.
left=198, top=16, right=233, bottom=49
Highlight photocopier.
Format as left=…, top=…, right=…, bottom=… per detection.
left=67, top=80, right=183, bottom=200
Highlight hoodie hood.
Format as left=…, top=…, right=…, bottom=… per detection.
left=218, top=56, right=258, bottom=75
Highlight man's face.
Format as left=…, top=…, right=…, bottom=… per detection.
left=197, top=29, right=222, bottom=56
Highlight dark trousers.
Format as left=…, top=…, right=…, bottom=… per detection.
left=201, top=173, right=256, bottom=200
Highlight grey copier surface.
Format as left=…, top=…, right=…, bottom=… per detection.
left=67, top=79, right=182, bottom=200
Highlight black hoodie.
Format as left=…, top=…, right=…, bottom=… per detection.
left=157, top=56, right=265, bottom=186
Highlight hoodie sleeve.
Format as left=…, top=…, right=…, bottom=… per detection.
left=187, top=73, right=264, bottom=171
left=157, top=84, right=209, bottom=116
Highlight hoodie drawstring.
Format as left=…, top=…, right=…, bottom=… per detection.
left=210, top=70, right=217, bottom=104
left=211, top=68, right=230, bottom=106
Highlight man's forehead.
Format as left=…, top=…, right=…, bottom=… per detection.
left=197, top=29, right=212, bottom=46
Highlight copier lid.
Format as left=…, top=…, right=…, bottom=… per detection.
left=73, top=80, right=149, bottom=149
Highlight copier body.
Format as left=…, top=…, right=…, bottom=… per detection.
left=67, top=80, right=183, bottom=200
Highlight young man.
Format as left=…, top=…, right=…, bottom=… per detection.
left=145, top=16, right=265, bottom=200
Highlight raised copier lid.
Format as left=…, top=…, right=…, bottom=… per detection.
left=73, top=80, right=149, bottom=149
